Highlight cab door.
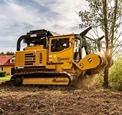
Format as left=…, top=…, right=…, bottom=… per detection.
left=48, top=35, right=74, bottom=64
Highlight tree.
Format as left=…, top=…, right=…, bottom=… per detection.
left=0, top=52, right=4, bottom=55
left=79, top=0, right=122, bottom=88
left=6, top=52, right=15, bottom=55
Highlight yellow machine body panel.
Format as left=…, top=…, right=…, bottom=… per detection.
left=15, top=46, right=47, bottom=67
left=75, top=53, right=101, bottom=71
left=23, top=77, right=69, bottom=85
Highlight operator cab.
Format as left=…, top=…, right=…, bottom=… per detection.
left=51, top=38, right=70, bottom=52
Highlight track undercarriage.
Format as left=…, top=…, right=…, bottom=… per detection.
left=11, top=71, right=77, bottom=86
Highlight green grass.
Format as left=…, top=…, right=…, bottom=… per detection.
left=0, top=76, right=11, bottom=81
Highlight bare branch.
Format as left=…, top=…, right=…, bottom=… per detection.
left=102, top=0, right=109, bottom=48
left=113, top=31, right=122, bottom=45
left=110, top=0, right=118, bottom=46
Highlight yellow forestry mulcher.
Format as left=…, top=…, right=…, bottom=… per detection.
left=11, top=27, right=105, bottom=86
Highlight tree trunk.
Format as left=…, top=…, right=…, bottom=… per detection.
left=103, top=66, right=109, bottom=88
left=103, top=48, right=113, bottom=88
left=102, top=0, right=109, bottom=88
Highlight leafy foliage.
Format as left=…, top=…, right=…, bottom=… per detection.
left=95, top=53, right=122, bottom=90
left=0, top=71, right=6, bottom=77
left=109, top=53, right=122, bottom=90
left=6, top=52, right=15, bottom=55
left=79, top=0, right=122, bottom=49
left=0, top=52, right=15, bottom=55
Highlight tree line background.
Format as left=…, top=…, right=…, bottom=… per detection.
left=0, top=52, right=15, bottom=55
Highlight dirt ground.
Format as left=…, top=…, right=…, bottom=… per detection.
left=0, top=81, right=122, bottom=115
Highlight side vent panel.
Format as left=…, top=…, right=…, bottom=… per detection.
left=40, top=53, right=42, bottom=63
left=25, top=53, right=35, bottom=65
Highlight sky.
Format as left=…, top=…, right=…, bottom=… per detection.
left=0, top=0, right=87, bottom=53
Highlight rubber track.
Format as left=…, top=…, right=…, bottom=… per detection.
left=11, top=71, right=77, bottom=86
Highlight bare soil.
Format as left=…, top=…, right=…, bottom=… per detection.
left=0, top=81, right=122, bottom=115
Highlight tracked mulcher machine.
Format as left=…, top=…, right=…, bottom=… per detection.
left=11, top=27, right=105, bottom=86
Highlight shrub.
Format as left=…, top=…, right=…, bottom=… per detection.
left=109, top=54, right=122, bottom=90
left=0, top=71, right=6, bottom=77
left=93, top=53, right=122, bottom=90
left=94, top=74, right=103, bottom=89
